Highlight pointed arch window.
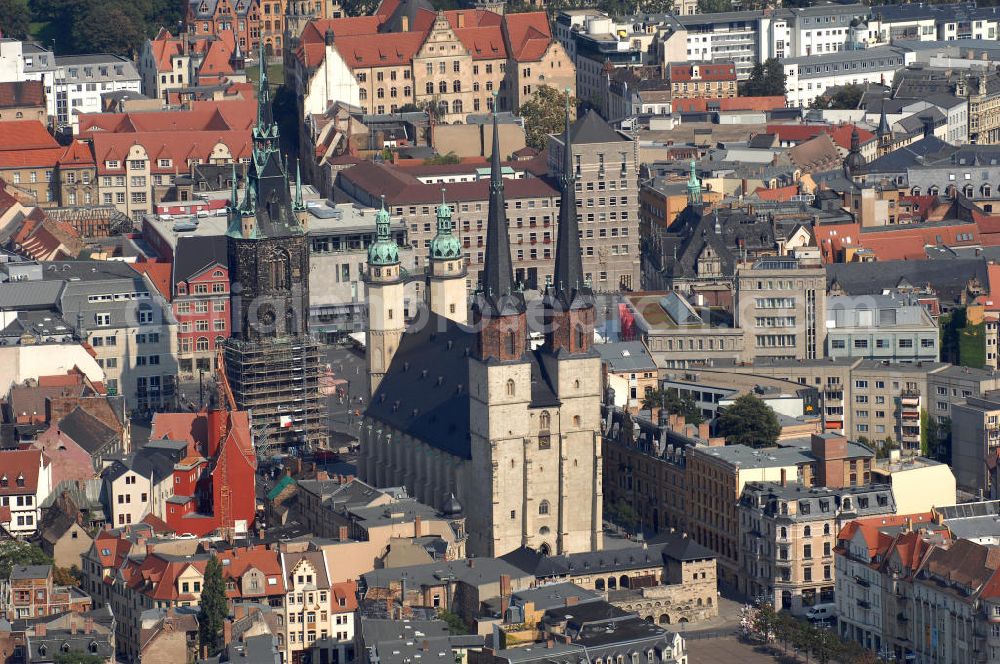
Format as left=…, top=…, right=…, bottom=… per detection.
left=507, top=333, right=517, bottom=357
left=268, top=247, right=291, bottom=291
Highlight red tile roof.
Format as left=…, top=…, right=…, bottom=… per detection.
left=90, top=130, right=252, bottom=174
left=0, top=81, right=45, bottom=109
left=331, top=580, right=359, bottom=612
left=752, top=185, right=799, bottom=202
left=149, top=30, right=184, bottom=74
left=502, top=12, right=553, bottom=62
left=767, top=123, right=875, bottom=151
left=837, top=513, right=934, bottom=560
left=300, top=16, right=385, bottom=44
left=669, top=63, right=736, bottom=82
left=0, top=450, right=46, bottom=496
left=0, top=147, right=65, bottom=169
left=58, top=141, right=96, bottom=167
left=671, top=96, right=786, bottom=113
left=78, top=97, right=256, bottom=136
left=131, top=262, right=173, bottom=302
left=0, top=120, right=59, bottom=151
left=335, top=32, right=429, bottom=69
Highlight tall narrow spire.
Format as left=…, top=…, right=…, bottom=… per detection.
left=254, top=37, right=274, bottom=146
left=480, top=100, right=516, bottom=298
left=294, top=158, right=305, bottom=211
left=229, top=161, right=238, bottom=211
left=877, top=104, right=890, bottom=137
left=552, top=88, right=584, bottom=294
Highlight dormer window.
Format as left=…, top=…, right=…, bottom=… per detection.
left=16, top=474, right=24, bottom=488
left=1, top=476, right=8, bottom=487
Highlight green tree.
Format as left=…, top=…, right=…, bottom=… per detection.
left=605, top=498, right=639, bottom=531
left=53, top=653, right=105, bottom=664
left=71, top=1, right=146, bottom=56
left=198, top=556, right=228, bottom=657
left=0, top=0, right=30, bottom=39
left=53, top=565, right=81, bottom=587
left=739, top=58, right=786, bottom=97
left=424, top=152, right=461, bottom=165
left=437, top=609, right=468, bottom=635
left=641, top=388, right=704, bottom=425
left=517, top=84, right=577, bottom=151
left=697, top=0, right=732, bottom=12
left=0, top=540, right=52, bottom=579
left=810, top=84, right=864, bottom=110
left=716, top=394, right=781, bottom=448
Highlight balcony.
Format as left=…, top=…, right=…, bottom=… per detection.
left=854, top=575, right=870, bottom=588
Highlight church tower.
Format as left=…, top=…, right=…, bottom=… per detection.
left=426, top=188, right=467, bottom=325
left=877, top=106, right=892, bottom=158
left=223, top=40, right=326, bottom=451
left=542, top=90, right=603, bottom=555
left=365, top=197, right=405, bottom=396
left=467, top=109, right=533, bottom=556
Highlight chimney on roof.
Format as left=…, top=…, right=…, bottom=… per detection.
left=338, top=526, right=348, bottom=541
left=84, top=618, right=93, bottom=634
left=780, top=468, right=787, bottom=487
left=697, top=422, right=710, bottom=440
left=35, top=624, right=45, bottom=637
left=70, top=621, right=77, bottom=635
left=414, top=515, right=422, bottom=538
left=316, top=470, right=329, bottom=481
left=468, top=558, right=475, bottom=568
left=402, top=15, right=409, bottom=31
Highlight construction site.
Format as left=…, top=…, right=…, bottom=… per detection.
left=222, top=335, right=328, bottom=455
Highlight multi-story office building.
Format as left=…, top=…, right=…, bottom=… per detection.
left=675, top=11, right=762, bottom=80
left=548, top=110, right=639, bottom=291
left=825, top=294, right=939, bottom=362
left=44, top=261, right=179, bottom=410
left=738, top=481, right=896, bottom=615
left=685, top=434, right=875, bottom=588
left=951, top=391, right=1000, bottom=495
left=735, top=258, right=827, bottom=362
left=783, top=46, right=916, bottom=108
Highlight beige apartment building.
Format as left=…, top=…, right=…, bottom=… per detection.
left=735, top=258, right=827, bottom=362
left=547, top=110, right=640, bottom=291
left=738, top=481, right=896, bottom=615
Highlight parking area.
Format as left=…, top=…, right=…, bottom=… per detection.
left=686, top=637, right=796, bottom=664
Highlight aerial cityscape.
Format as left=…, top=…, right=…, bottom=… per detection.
left=4, top=0, right=1000, bottom=661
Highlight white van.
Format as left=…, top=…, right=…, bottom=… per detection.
left=805, top=604, right=837, bottom=621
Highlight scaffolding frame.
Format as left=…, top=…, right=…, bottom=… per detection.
left=223, top=335, right=328, bottom=453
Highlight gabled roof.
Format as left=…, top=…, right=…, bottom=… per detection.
left=502, top=12, right=553, bottom=62
left=173, top=235, right=228, bottom=284
left=0, top=450, right=46, bottom=495
left=56, top=407, right=119, bottom=455
left=0, top=120, right=58, bottom=150
left=333, top=32, right=429, bottom=70
left=131, top=262, right=172, bottom=302
left=0, top=81, right=45, bottom=109
left=569, top=110, right=627, bottom=145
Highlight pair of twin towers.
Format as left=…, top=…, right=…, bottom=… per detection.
left=364, top=95, right=595, bottom=395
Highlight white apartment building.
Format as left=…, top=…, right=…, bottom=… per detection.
left=0, top=40, right=141, bottom=132
left=783, top=46, right=916, bottom=108
left=0, top=450, right=52, bottom=536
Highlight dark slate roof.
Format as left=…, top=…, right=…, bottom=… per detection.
left=174, top=235, right=228, bottom=284
left=660, top=204, right=780, bottom=280
left=570, top=110, right=628, bottom=145
left=104, top=443, right=184, bottom=483
left=57, top=407, right=118, bottom=455
left=826, top=258, right=988, bottom=305
left=501, top=534, right=715, bottom=578
left=10, top=565, right=50, bottom=580
left=365, top=312, right=559, bottom=460
left=863, top=134, right=954, bottom=174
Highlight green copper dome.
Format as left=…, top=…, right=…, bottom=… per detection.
left=430, top=189, right=461, bottom=261
left=368, top=197, right=400, bottom=267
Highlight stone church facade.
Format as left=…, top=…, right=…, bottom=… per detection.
left=361, top=107, right=603, bottom=558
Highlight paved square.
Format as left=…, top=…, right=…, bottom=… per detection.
left=686, top=637, right=788, bottom=664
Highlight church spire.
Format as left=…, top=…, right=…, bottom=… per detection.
left=552, top=88, right=584, bottom=294
left=294, top=158, right=305, bottom=211
left=430, top=187, right=461, bottom=261
left=252, top=38, right=276, bottom=157
left=480, top=99, right=517, bottom=299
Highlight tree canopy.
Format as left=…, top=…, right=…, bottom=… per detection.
left=517, top=85, right=577, bottom=151
left=0, top=540, right=53, bottom=579
left=0, top=0, right=31, bottom=39
left=738, top=59, right=787, bottom=97
left=810, top=84, right=864, bottom=110
left=198, top=556, right=229, bottom=657
left=641, top=388, right=704, bottom=426
left=716, top=394, right=781, bottom=448
left=25, top=0, right=182, bottom=56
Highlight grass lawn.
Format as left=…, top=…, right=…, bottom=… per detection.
left=959, top=322, right=986, bottom=368
left=246, top=63, right=285, bottom=88
left=28, top=21, right=60, bottom=47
